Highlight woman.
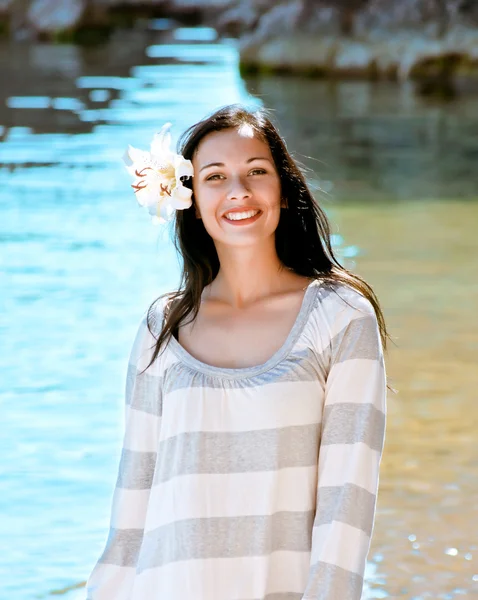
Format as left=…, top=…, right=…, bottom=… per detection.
left=86, top=104, right=388, bottom=600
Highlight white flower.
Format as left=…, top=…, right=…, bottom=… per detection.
left=123, top=123, right=194, bottom=223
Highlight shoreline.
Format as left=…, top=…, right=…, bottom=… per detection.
left=1, top=1, right=478, bottom=95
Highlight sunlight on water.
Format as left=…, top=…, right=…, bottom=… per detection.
left=332, top=200, right=478, bottom=599
left=173, top=26, right=218, bottom=42
left=0, top=21, right=477, bottom=600
left=145, top=42, right=236, bottom=61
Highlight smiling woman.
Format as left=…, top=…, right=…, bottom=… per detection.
left=192, top=127, right=284, bottom=241
left=85, top=104, right=389, bottom=600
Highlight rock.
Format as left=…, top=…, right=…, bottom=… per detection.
left=170, top=0, right=235, bottom=7
left=215, top=0, right=273, bottom=36
left=2, top=0, right=30, bottom=40
left=239, top=20, right=478, bottom=83
left=334, top=40, right=376, bottom=76
left=355, top=0, right=478, bottom=35
left=1, top=0, right=478, bottom=91
left=0, top=0, right=14, bottom=11
left=26, top=0, right=86, bottom=35
left=242, top=1, right=342, bottom=41
left=237, top=0, right=478, bottom=84
left=240, top=34, right=336, bottom=75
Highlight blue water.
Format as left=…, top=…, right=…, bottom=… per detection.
left=0, top=27, right=256, bottom=600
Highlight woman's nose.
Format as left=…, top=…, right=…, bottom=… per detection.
left=227, top=176, right=251, bottom=200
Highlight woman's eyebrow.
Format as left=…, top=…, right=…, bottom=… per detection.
left=199, top=157, right=272, bottom=172
left=200, top=162, right=224, bottom=172
left=247, top=156, right=272, bottom=164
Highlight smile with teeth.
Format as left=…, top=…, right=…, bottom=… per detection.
left=224, top=209, right=260, bottom=221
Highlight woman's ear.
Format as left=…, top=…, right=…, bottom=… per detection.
left=280, top=196, right=288, bottom=209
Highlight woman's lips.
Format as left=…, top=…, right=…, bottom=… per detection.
left=222, top=210, right=262, bottom=225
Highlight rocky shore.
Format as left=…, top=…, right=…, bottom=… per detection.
left=1, top=0, right=478, bottom=90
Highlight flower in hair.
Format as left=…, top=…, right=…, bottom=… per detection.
left=123, top=123, right=194, bottom=224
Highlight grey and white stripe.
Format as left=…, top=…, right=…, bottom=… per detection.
left=86, top=280, right=387, bottom=600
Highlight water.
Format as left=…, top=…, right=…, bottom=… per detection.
left=0, top=22, right=477, bottom=600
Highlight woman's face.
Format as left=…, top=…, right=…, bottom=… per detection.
left=191, top=126, right=283, bottom=248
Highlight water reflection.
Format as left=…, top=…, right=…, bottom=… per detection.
left=0, top=22, right=477, bottom=600
left=333, top=200, right=478, bottom=598
left=244, top=76, right=478, bottom=200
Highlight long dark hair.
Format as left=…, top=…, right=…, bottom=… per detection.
left=145, top=104, right=389, bottom=369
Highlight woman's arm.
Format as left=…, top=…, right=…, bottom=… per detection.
left=302, top=294, right=387, bottom=600
left=85, top=316, right=162, bottom=600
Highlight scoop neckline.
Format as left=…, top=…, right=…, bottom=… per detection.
left=167, top=278, right=321, bottom=380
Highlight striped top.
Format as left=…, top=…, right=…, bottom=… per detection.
left=85, top=278, right=387, bottom=600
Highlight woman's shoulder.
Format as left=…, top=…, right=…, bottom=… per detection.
left=308, top=280, right=378, bottom=345
left=306, top=279, right=382, bottom=357
left=129, top=292, right=178, bottom=371
left=142, top=291, right=178, bottom=335
left=130, top=292, right=175, bottom=348
left=311, top=279, right=378, bottom=335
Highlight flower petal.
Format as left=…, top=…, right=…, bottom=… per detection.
left=124, top=124, right=195, bottom=224
left=151, top=123, right=173, bottom=160
left=170, top=184, right=193, bottom=209
left=135, top=185, right=159, bottom=207
left=125, top=145, right=151, bottom=166
left=174, top=154, right=194, bottom=179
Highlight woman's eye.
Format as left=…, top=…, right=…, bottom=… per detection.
left=205, top=169, right=265, bottom=181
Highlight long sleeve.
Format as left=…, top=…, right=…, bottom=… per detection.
left=302, top=293, right=387, bottom=600
left=85, top=315, right=163, bottom=600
